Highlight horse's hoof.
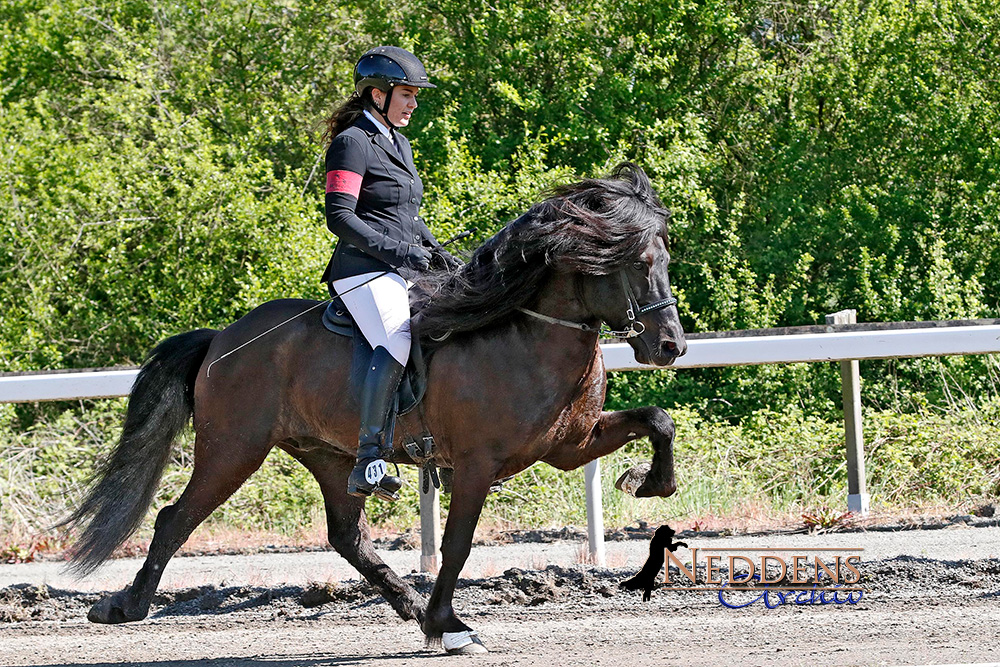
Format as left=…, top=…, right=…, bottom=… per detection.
left=615, top=463, right=651, bottom=497
left=618, top=463, right=676, bottom=498
left=443, top=630, right=488, bottom=655
left=635, top=479, right=677, bottom=498
left=87, top=592, right=146, bottom=624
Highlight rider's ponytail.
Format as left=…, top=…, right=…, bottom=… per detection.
left=322, top=92, right=367, bottom=146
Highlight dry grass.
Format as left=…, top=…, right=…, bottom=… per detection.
left=8, top=496, right=992, bottom=565
left=178, top=521, right=331, bottom=555
left=479, top=559, right=501, bottom=578
left=574, top=542, right=596, bottom=565
left=604, top=549, right=630, bottom=569
left=528, top=553, right=549, bottom=571
left=666, top=498, right=806, bottom=535
left=611, top=496, right=994, bottom=538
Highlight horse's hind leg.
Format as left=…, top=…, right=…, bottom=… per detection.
left=545, top=407, right=678, bottom=498
left=282, top=442, right=426, bottom=624
left=88, top=433, right=271, bottom=624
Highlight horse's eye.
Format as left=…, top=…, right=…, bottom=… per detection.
left=632, top=261, right=646, bottom=271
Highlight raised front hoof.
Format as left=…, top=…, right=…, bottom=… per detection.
left=616, top=463, right=676, bottom=498
left=635, top=478, right=677, bottom=498
left=88, top=590, right=147, bottom=624
left=443, top=630, right=488, bottom=655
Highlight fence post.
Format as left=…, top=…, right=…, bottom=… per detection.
left=419, top=480, right=442, bottom=573
left=584, top=459, right=606, bottom=566
left=826, top=310, right=871, bottom=515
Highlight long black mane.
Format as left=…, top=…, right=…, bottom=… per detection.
left=415, top=162, right=669, bottom=344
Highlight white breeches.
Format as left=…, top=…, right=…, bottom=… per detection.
left=331, top=271, right=411, bottom=366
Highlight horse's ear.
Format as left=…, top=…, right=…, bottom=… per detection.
left=611, top=161, right=644, bottom=182
left=610, top=162, right=658, bottom=203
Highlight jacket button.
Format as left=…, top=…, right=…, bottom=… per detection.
left=414, top=216, right=419, bottom=220
left=410, top=197, right=416, bottom=203
left=410, top=179, right=414, bottom=184
left=414, top=234, right=420, bottom=241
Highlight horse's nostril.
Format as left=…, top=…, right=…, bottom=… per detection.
left=661, top=340, right=678, bottom=356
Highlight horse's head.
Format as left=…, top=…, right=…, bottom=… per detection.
left=580, top=226, right=687, bottom=366
left=414, top=162, right=688, bottom=363
left=530, top=163, right=685, bottom=367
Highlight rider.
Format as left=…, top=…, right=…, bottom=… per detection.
left=321, top=46, right=459, bottom=500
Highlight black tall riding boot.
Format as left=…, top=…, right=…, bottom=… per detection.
left=347, top=346, right=406, bottom=500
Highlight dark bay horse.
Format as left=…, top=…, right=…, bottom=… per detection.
left=63, top=163, right=687, bottom=654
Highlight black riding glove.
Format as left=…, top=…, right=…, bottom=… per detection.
left=432, top=246, right=464, bottom=272
left=404, top=244, right=433, bottom=271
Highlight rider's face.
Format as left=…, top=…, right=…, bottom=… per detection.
left=371, top=85, right=419, bottom=128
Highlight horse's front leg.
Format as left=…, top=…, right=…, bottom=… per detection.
left=546, top=406, right=678, bottom=497
left=422, top=463, right=495, bottom=654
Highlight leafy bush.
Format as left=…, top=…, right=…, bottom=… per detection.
left=2, top=0, right=999, bottom=542
left=2, top=0, right=998, bottom=412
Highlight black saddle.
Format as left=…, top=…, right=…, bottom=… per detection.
left=321, top=297, right=428, bottom=416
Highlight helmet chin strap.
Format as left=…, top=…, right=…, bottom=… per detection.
left=371, top=87, right=399, bottom=130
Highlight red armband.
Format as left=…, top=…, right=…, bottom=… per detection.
left=326, top=170, right=362, bottom=198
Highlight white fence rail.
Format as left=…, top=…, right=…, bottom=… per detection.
left=5, top=325, right=998, bottom=403
left=0, top=370, right=138, bottom=403
left=603, top=324, right=1000, bottom=370
left=3, top=320, right=999, bottom=570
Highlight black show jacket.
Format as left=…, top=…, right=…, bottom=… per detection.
left=321, top=114, right=440, bottom=283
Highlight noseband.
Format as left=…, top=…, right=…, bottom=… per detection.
left=609, top=270, right=678, bottom=338
left=518, top=269, right=678, bottom=338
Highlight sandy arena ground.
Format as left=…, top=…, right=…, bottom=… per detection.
left=2, top=517, right=999, bottom=666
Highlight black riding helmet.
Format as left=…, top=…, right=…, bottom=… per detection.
left=354, top=46, right=435, bottom=128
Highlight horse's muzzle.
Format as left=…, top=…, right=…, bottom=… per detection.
left=649, top=338, right=687, bottom=366
left=631, top=337, right=686, bottom=367
left=661, top=338, right=687, bottom=358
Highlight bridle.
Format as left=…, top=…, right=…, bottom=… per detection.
left=613, top=270, right=678, bottom=337
left=518, top=269, right=678, bottom=339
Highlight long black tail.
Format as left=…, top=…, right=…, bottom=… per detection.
left=60, top=328, right=219, bottom=575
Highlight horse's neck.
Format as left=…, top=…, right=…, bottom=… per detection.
left=530, top=272, right=594, bottom=328
left=517, top=273, right=601, bottom=380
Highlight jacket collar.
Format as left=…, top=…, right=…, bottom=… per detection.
left=362, top=109, right=392, bottom=139
left=354, top=115, right=416, bottom=178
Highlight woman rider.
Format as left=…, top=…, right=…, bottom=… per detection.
left=321, top=46, right=459, bottom=501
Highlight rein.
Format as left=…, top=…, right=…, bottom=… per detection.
left=517, top=307, right=599, bottom=333
left=518, top=269, right=677, bottom=339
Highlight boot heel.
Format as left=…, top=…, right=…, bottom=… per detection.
left=346, top=482, right=373, bottom=498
